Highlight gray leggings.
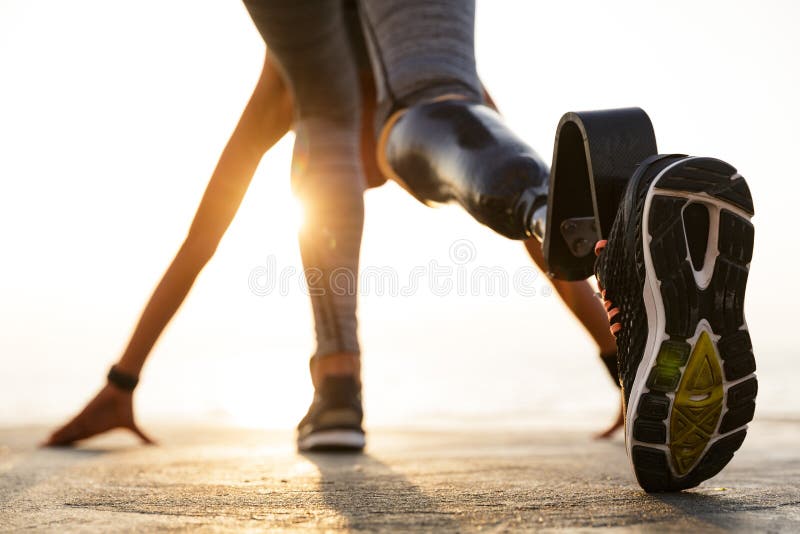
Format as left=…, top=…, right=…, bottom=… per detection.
left=243, top=0, right=482, bottom=358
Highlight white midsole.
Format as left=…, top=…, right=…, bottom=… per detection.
left=626, top=157, right=754, bottom=479
left=297, top=429, right=366, bottom=451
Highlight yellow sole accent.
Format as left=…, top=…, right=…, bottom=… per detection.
left=669, top=331, right=724, bottom=475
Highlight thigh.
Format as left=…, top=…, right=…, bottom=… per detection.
left=243, top=0, right=360, bottom=122
left=357, top=0, right=482, bottom=122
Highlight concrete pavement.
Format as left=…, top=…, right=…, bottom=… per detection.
left=1, top=420, right=799, bottom=532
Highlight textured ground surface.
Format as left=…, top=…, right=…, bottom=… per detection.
left=1, top=420, right=799, bottom=532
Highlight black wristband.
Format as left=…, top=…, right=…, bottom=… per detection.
left=107, top=365, right=139, bottom=392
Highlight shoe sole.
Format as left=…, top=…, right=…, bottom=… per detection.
left=297, top=429, right=366, bottom=452
left=628, top=156, right=756, bottom=492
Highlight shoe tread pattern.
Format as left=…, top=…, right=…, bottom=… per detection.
left=632, top=157, right=756, bottom=492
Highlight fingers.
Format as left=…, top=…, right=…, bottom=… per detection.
left=46, top=421, right=155, bottom=447
left=594, top=419, right=623, bottom=440
left=129, top=423, right=156, bottom=445
left=43, top=383, right=153, bottom=447
left=594, top=409, right=624, bottom=440
left=44, top=428, right=71, bottom=447
left=44, top=419, right=85, bottom=447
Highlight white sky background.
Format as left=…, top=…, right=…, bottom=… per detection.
left=0, top=1, right=798, bottom=429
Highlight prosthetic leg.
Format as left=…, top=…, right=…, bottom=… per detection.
left=381, top=101, right=757, bottom=491
left=378, top=98, right=549, bottom=240
left=378, top=101, right=659, bottom=274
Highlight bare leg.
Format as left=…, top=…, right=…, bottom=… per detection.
left=523, top=237, right=623, bottom=438
left=310, top=353, right=361, bottom=389
left=45, top=54, right=293, bottom=446
left=524, top=238, right=617, bottom=356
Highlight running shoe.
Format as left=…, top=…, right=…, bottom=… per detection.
left=595, top=154, right=756, bottom=492
left=297, top=375, right=365, bottom=452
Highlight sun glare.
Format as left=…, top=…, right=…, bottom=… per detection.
left=287, top=194, right=306, bottom=233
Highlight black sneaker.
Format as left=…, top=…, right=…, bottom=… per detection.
left=297, top=375, right=365, bottom=452
left=595, top=155, right=756, bottom=492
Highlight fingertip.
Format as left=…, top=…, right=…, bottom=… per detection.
left=42, top=430, right=64, bottom=447
left=594, top=430, right=613, bottom=440
left=42, top=437, right=72, bottom=448
left=131, top=426, right=156, bottom=446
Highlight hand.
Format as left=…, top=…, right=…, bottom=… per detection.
left=44, top=383, right=154, bottom=446
left=595, top=396, right=624, bottom=439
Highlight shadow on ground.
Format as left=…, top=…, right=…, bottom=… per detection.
left=304, top=451, right=463, bottom=530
